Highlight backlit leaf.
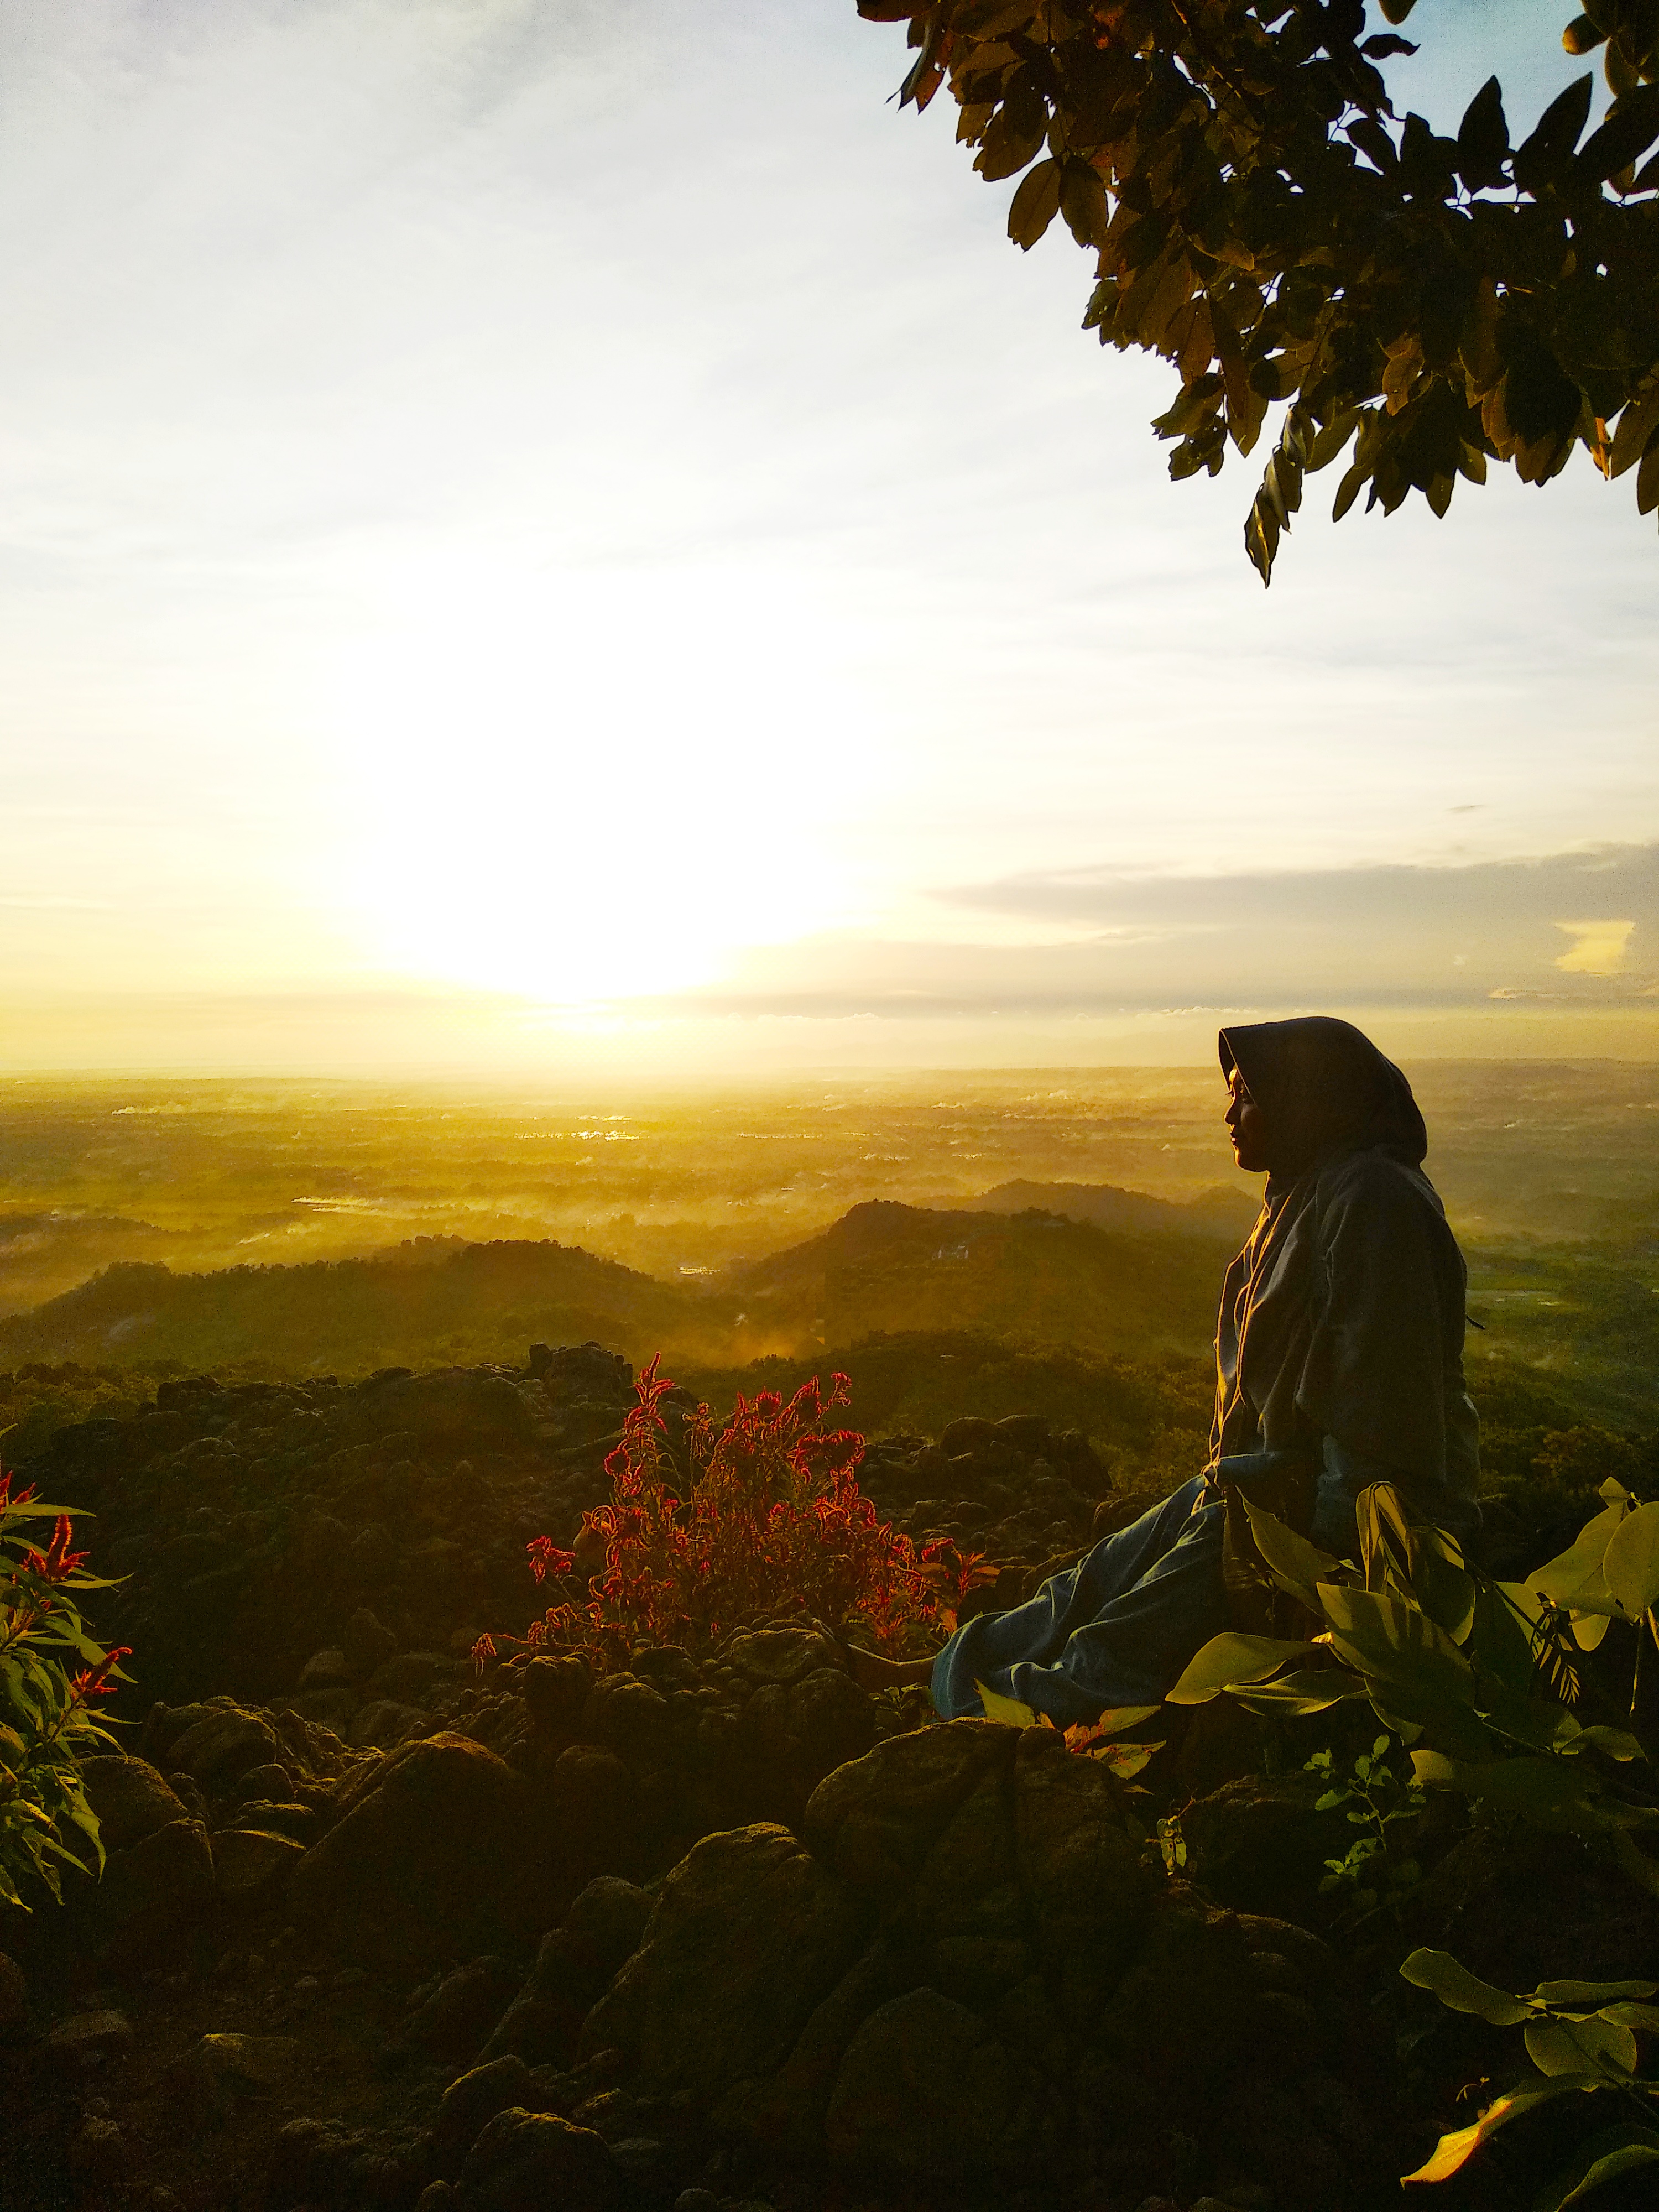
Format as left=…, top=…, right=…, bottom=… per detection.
left=1400, top=2077, right=1589, bottom=2185
left=1399, top=1948, right=1531, bottom=2026
left=1543, top=2133, right=1659, bottom=2212
left=1524, top=2013, right=1637, bottom=2079
left=1165, top=1633, right=1318, bottom=1705
left=1531, top=1976, right=1658, bottom=2006
left=1603, top=1501, right=1659, bottom=1621
left=973, top=1679, right=1037, bottom=1726
left=1239, top=1495, right=1345, bottom=1608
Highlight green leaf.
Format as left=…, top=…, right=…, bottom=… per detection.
left=1401, top=2077, right=1592, bottom=2185
left=1164, top=1633, right=1319, bottom=1705
left=1525, top=2015, right=1637, bottom=2080
left=1318, top=1581, right=1477, bottom=1706
left=1094, top=1705, right=1162, bottom=1732
left=1239, top=1495, right=1346, bottom=1608
left=1529, top=1499, right=1630, bottom=1610
left=1603, top=1502, right=1659, bottom=1623
left=1400, top=1948, right=1532, bottom=2026
left=1412, top=1752, right=1604, bottom=1836
left=1541, top=2131, right=1659, bottom=2212
left=1569, top=1725, right=1646, bottom=1763
left=1597, top=2002, right=1659, bottom=2030
left=974, top=1679, right=1037, bottom=1726
left=1533, top=1978, right=1659, bottom=2006
left=1232, top=1672, right=1366, bottom=1720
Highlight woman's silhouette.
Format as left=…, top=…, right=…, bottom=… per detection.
left=854, top=1016, right=1480, bottom=1725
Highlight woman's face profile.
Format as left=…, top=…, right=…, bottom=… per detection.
left=1224, top=1067, right=1271, bottom=1173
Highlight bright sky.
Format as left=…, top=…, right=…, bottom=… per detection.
left=2, top=0, right=1656, bottom=1074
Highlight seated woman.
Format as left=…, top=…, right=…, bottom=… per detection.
left=852, top=1015, right=1480, bottom=1726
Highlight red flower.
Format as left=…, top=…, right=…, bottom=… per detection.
left=24, top=1515, right=88, bottom=1584
left=70, top=1645, right=131, bottom=1700
left=526, top=1535, right=575, bottom=1584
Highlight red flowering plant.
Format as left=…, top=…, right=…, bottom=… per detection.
left=0, top=1461, right=131, bottom=1910
left=492, top=1357, right=985, bottom=1670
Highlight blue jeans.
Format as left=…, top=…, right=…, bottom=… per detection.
left=930, top=1475, right=1229, bottom=1727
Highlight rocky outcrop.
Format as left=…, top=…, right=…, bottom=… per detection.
left=288, top=1734, right=549, bottom=1970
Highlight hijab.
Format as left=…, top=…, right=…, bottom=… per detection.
left=1218, top=1015, right=1427, bottom=1180
left=1211, top=1018, right=1478, bottom=1513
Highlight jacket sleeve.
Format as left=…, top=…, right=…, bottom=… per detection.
left=1292, top=1155, right=1469, bottom=1500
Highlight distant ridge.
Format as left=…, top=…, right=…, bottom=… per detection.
left=966, top=1180, right=1259, bottom=1241
left=0, top=1201, right=1240, bottom=1377
left=727, top=1199, right=1232, bottom=1357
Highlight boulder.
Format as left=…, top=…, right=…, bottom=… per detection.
left=176, top=2031, right=297, bottom=2113
left=804, top=1720, right=1016, bottom=1891
left=287, top=1687, right=359, bottom=1734
left=367, top=1650, right=459, bottom=1703
left=1097, top=1897, right=1258, bottom=2085
left=357, top=1370, right=533, bottom=1449
left=227, top=1761, right=293, bottom=1804
left=1182, top=1773, right=1351, bottom=1922
left=786, top=1668, right=877, bottom=1786
left=520, top=1656, right=592, bottom=1736
left=288, top=1733, right=544, bottom=1969
left=165, top=1705, right=284, bottom=1792
left=79, top=1756, right=187, bottom=1853
left=1013, top=1729, right=1149, bottom=2028
left=341, top=1606, right=398, bottom=1678
left=67, top=2115, right=127, bottom=2188
left=213, top=1827, right=306, bottom=1903
left=297, top=1648, right=352, bottom=1692
left=564, top=1877, right=652, bottom=1974
left=725, top=1626, right=842, bottom=1687
left=348, top=1698, right=430, bottom=1749
left=580, top=1824, right=865, bottom=2107
left=455, top=2109, right=616, bottom=2212
left=477, top=1930, right=605, bottom=2068
left=432, top=2057, right=536, bottom=2178
left=823, top=1987, right=1043, bottom=2176
left=44, top=2008, right=134, bottom=2067
left=88, top=1819, right=215, bottom=1968
left=405, top=1957, right=525, bottom=2062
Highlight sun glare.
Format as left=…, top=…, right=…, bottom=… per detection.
left=319, top=556, right=872, bottom=1003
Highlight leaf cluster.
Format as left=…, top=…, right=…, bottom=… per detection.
left=0, top=1465, right=129, bottom=1911
left=1400, top=1947, right=1659, bottom=2208
left=1166, top=1479, right=1659, bottom=1898
left=975, top=1674, right=1166, bottom=1775
left=861, top=0, right=1659, bottom=578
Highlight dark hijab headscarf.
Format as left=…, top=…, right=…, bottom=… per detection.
left=1218, top=1015, right=1426, bottom=1181
left=1211, top=1016, right=1479, bottom=1520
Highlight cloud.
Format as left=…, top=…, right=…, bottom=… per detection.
left=1554, top=920, right=1636, bottom=975
left=645, top=843, right=1659, bottom=1019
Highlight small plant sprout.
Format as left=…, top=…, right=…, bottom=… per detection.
left=1305, top=1731, right=1426, bottom=1922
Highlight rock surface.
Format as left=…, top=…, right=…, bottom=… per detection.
left=289, top=1733, right=545, bottom=1969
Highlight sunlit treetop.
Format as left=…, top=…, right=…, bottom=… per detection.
left=858, top=0, right=1659, bottom=581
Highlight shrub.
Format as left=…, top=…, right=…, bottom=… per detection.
left=0, top=1464, right=129, bottom=1909
left=500, top=1357, right=968, bottom=1667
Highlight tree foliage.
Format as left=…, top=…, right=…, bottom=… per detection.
left=858, top=1, right=1659, bottom=579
